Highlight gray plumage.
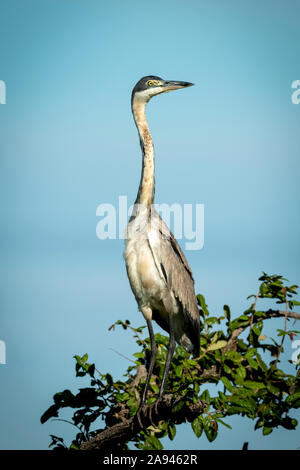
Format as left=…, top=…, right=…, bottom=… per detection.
left=147, top=209, right=200, bottom=355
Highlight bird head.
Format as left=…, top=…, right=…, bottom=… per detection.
left=131, top=75, right=194, bottom=104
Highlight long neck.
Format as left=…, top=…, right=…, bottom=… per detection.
left=131, top=97, right=155, bottom=212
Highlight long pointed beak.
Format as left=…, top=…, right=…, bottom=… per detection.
left=163, top=80, right=194, bottom=91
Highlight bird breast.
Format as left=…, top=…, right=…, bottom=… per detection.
left=124, top=211, right=198, bottom=355
left=124, top=214, right=170, bottom=317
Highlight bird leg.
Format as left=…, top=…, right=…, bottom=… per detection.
left=160, top=312, right=176, bottom=398
left=135, top=318, right=157, bottom=427
left=149, top=313, right=176, bottom=424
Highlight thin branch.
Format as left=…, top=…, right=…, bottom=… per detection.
left=261, top=309, right=300, bottom=321
left=269, top=293, right=289, bottom=375
left=224, top=327, right=245, bottom=352
left=249, top=291, right=260, bottom=332
left=109, top=348, right=135, bottom=364
left=52, top=418, right=81, bottom=430
left=226, top=309, right=300, bottom=348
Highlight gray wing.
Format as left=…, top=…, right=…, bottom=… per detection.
left=149, top=210, right=200, bottom=355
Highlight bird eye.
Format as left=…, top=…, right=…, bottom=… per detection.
left=147, top=80, right=161, bottom=87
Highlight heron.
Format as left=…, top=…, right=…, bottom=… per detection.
left=124, top=76, right=200, bottom=419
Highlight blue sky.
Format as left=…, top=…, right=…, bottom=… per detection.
left=0, top=0, right=300, bottom=449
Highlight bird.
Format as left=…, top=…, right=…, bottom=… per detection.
left=124, top=75, right=200, bottom=417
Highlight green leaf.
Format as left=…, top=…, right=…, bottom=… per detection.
left=145, top=435, right=163, bottom=450
left=223, top=305, right=231, bottom=321
left=70, top=442, right=79, bottom=450
left=167, top=423, right=176, bottom=441
left=203, top=418, right=218, bottom=442
left=200, top=389, right=211, bottom=403
left=253, top=322, right=263, bottom=336
left=175, top=365, right=183, bottom=377
left=191, top=416, right=203, bottom=438
left=53, top=389, right=76, bottom=407
left=272, top=369, right=287, bottom=379
left=239, top=314, right=251, bottom=322
left=225, top=350, right=243, bottom=363
left=282, top=417, right=298, bottom=430
left=223, top=364, right=232, bottom=375
left=266, top=382, right=281, bottom=398
left=40, top=404, right=59, bottom=424
left=285, top=392, right=300, bottom=404
left=244, top=381, right=265, bottom=391
left=256, top=353, right=268, bottom=373
left=263, top=426, right=273, bottom=436
left=215, top=418, right=232, bottom=429
left=247, top=357, right=259, bottom=370
left=126, top=397, right=138, bottom=416
left=277, top=329, right=300, bottom=337
left=221, top=377, right=235, bottom=393
left=133, top=352, right=144, bottom=359
left=87, top=363, right=95, bottom=377
left=82, top=353, right=88, bottom=363
left=207, top=340, right=227, bottom=351
left=289, top=300, right=300, bottom=307
left=255, top=418, right=264, bottom=430
left=206, top=317, right=222, bottom=326
left=171, top=398, right=185, bottom=414
left=197, top=294, right=209, bottom=316
left=234, top=366, right=246, bottom=384
left=245, top=348, right=257, bottom=358
left=229, top=396, right=251, bottom=409
left=151, top=383, right=160, bottom=394
left=105, top=373, right=114, bottom=386
left=218, top=391, right=227, bottom=402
